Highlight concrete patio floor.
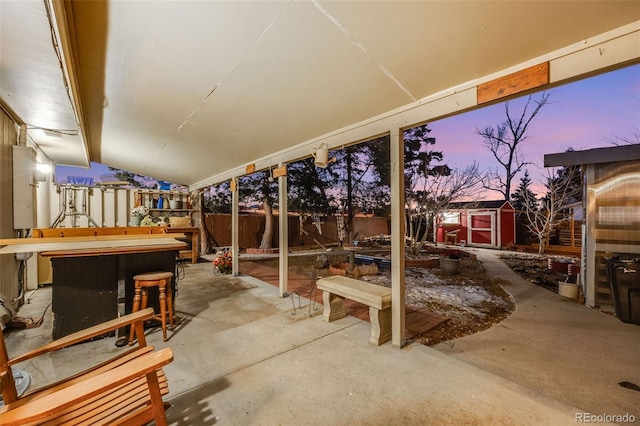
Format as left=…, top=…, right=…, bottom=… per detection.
left=4, top=250, right=639, bottom=425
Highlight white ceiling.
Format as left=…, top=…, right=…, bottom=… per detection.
left=1, top=1, right=639, bottom=189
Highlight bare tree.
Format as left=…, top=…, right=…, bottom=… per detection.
left=408, top=162, right=485, bottom=256
left=521, top=165, right=581, bottom=255
left=606, top=96, right=640, bottom=146
left=477, top=92, right=551, bottom=200
left=606, top=123, right=640, bottom=146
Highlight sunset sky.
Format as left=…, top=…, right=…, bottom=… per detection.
left=429, top=63, right=639, bottom=191
left=57, top=63, right=639, bottom=197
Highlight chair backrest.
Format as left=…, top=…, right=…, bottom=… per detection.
left=0, top=328, right=18, bottom=405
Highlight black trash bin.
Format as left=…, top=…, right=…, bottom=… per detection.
left=606, top=256, right=640, bottom=325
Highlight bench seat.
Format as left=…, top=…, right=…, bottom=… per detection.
left=316, top=276, right=392, bottom=345
left=0, top=308, right=173, bottom=425
left=0, top=348, right=173, bottom=426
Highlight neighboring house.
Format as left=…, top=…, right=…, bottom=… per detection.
left=545, top=145, right=640, bottom=311
left=435, top=200, right=516, bottom=249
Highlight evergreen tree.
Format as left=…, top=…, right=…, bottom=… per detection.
left=203, top=182, right=232, bottom=213
left=286, top=157, right=338, bottom=214
left=511, top=170, right=537, bottom=214
left=108, top=167, right=160, bottom=188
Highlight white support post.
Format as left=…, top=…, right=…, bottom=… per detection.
left=232, top=178, right=239, bottom=276
left=390, top=126, right=406, bottom=347
left=278, top=163, right=288, bottom=297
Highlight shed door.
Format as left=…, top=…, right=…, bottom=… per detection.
left=468, top=212, right=495, bottom=247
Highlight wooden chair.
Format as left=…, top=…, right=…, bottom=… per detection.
left=445, top=228, right=460, bottom=245
left=0, top=308, right=174, bottom=425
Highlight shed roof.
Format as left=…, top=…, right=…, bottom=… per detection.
left=448, top=200, right=513, bottom=210
left=544, top=145, right=640, bottom=167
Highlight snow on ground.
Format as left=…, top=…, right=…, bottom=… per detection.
left=361, top=266, right=512, bottom=321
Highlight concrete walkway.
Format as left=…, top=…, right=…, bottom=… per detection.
left=434, top=247, right=640, bottom=420
left=4, top=253, right=638, bottom=425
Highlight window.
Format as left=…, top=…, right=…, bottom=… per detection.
left=442, top=212, right=460, bottom=225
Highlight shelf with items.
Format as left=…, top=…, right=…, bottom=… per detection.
left=148, top=208, right=194, bottom=213
left=134, top=190, right=199, bottom=227
left=133, top=189, right=200, bottom=262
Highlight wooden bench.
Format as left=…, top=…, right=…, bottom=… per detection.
left=316, top=275, right=392, bottom=346
left=0, top=308, right=174, bottom=425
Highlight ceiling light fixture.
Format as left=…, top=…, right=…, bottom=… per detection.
left=36, top=162, right=51, bottom=173
left=312, top=143, right=336, bottom=168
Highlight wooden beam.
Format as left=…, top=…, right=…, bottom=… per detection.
left=477, top=62, right=549, bottom=104
left=272, top=166, right=287, bottom=178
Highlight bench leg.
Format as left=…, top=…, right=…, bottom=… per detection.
left=322, top=291, right=346, bottom=322
left=369, top=306, right=392, bottom=346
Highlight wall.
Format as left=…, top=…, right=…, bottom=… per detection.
left=0, top=109, right=19, bottom=310
left=586, top=159, right=640, bottom=310
left=435, top=206, right=516, bottom=249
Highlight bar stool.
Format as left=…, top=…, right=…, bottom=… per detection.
left=128, top=271, right=174, bottom=344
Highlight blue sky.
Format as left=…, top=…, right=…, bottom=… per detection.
left=57, top=63, right=639, bottom=194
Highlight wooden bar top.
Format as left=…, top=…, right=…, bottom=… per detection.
left=39, top=241, right=187, bottom=258
left=0, top=234, right=187, bottom=255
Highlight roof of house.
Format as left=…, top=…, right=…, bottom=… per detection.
left=544, top=145, right=640, bottom=167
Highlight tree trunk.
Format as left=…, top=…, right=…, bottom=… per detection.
left=259, top=198, right=273, bottom=249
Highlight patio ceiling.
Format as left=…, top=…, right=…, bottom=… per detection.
left=1, top=1, right=639, bottom=189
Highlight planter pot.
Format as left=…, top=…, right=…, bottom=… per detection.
left=567, top=263, right=580, bottom=276
left=558, top=281, right=579, bottom=301
left=129, top=216, right=141, bottom=226
left=405, top=256, right=440, bottom=268
left=439, top=257, right=460, bottom=275
left=548, top=258, right=571, bottom=274
left=214, top=266, right=232, bottom=275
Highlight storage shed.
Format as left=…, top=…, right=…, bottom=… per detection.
left=436, top=200, right=516, bottom=249
left=545, top=145, right=640, bottom=313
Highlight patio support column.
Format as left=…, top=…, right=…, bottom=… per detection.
left=278, top=162, right=288, bottom=297
left=390, top=125, right=406, bottom=347
left=231, top=178, right=239, bottom=276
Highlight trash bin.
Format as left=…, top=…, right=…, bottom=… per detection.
left=606, top=256, right=640, bottom=325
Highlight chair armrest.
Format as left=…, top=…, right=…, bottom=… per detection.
left=9, top=308, right=155, bottom=365
left=0, top=348, right=173, bottom=426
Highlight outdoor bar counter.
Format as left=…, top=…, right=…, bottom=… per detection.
left=1, top=231, right=186, bottom=339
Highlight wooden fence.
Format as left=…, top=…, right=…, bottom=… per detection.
left=203, top=213, right=389, bottom=251
left=514, top=215, right=583, bottom=255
